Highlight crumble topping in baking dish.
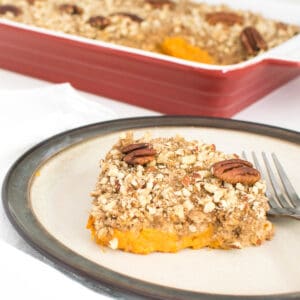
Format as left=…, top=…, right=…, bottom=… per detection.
left=87, top=132, right=274, bottom=254
left=0, top=0, right=299, bottom=65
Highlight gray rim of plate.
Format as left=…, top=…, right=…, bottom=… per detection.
left=2, top=116, right=300, bottom=300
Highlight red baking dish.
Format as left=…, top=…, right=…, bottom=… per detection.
left=0, top=1, right=299, bottom=117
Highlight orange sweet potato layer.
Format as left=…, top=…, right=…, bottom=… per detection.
left=87, top=216, right=219, bottom=254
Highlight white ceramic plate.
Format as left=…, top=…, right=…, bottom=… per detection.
left=3, top=117, right=300, bottom=300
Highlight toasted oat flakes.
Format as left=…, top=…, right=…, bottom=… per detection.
left=0, top=0, right=299, bottom=64
left=87, top=132, right=274, bottom=254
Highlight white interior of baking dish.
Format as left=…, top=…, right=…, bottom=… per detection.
left=0, top=0, right=299, bottom=72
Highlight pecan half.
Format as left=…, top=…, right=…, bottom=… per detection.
left=0, top=4, right=22, bottom=16
left=121, top=143, right=156, bottom=165
left=58, top=4, right=83, bottom=15
left=87, top=16, right=110, bottom=29
left=110, top=12, right=143, bottom=23
left=121, top=143, right=150, bottom=154
left=240, top=26, right=267, bottom=56
left=145, top=0, right=175, bottom=9
left=211, top=159, right=260, bottom=185
left=205, top=12, right=243, bottom=26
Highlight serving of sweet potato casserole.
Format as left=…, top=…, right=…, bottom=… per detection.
left=87, top=132, right=274, bottom=254
left=0, top=0, right=299, bottom=64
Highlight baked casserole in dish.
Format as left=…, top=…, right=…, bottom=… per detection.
left=0, top=0, right=299, bottom=115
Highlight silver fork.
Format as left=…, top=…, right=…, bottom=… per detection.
left=242, top=151, right=300, bottom=220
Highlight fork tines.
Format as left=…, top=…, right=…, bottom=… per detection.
left=242, top=151, right=300, bottom=220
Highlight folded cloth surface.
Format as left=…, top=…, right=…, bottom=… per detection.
left=0, top=239, right=110, bottom=299
left=0, top=83, right=117, bottom=299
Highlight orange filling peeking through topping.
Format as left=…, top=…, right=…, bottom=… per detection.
left=161, top=37, right=215, bottom=64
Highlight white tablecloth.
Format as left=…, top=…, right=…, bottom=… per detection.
left=0, top=68, right=299, bottom=299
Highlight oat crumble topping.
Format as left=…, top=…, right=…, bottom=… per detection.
left=0, top=0, right=299, bottom=64
left=88, top=132, right=274, bottom=252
